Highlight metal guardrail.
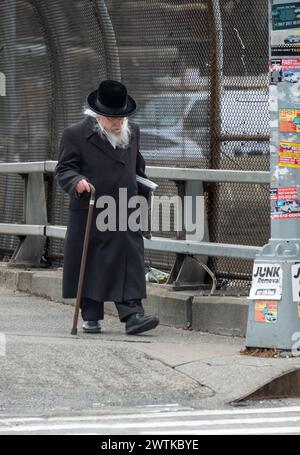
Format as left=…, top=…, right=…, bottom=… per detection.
left=0, top=223, right=44, bottom=236
left=44, top=226, right=261, bottom=259
left=0, top=161, right=270, bottom=184
left=0, top=161, right=270, bottom=262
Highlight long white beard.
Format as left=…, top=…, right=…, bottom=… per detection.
left=83, top=107, right=132, bottom=149
left=95, top=118, right=131, bottom=149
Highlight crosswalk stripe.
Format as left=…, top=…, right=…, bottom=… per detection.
left=0, top=405, right=299, bottom=425
left=144, top=426, right=300, bottom=436
left=0, top=415, right=300, bottom=433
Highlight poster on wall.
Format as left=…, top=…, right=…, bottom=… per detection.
left=249, top=263, right=283, bottom=300
left=255, top=301, right=278, bottom=323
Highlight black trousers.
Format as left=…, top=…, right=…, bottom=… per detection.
left=80, top=297, right=144, bottom=322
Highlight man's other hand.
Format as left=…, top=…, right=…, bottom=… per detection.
left=76, top=179, right=90, bottom=194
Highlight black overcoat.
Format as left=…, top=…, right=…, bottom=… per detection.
left=54, top=116, right=150, bottom=302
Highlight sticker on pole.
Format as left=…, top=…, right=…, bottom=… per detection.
left=271, top=2, right=300, bottom=57
left=279, top=109, right=300, bottom=133
left=249, top=263, right=283, bottom=300
left=255, top=301, right=278, bottom=323
left=292, top=263, right=300, bottom=302
left=270, top=186, right=300, bottom=219
left=272, top=2, right=300, bottom=31
left=271, top=58, right=300, bottom=84
left=278, top=142, right=300, bottom=168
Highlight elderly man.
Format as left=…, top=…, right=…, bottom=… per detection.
left=55, top=80, right=159, bottom=335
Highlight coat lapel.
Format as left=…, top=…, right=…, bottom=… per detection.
left=84, top=116, right=126, bottom=166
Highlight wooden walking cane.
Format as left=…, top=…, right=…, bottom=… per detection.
left=71, top=183, right=96, bottom=335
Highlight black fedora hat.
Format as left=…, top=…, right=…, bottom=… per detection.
left=87, top=80, right=136, bottom=117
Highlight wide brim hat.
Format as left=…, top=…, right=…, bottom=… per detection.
left=87, top=80, right=136, bottom=117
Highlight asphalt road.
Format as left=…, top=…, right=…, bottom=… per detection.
left=0, top=287, right=300, bottom=435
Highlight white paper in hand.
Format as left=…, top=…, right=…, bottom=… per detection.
left=136, top=175, right=158, bottom=191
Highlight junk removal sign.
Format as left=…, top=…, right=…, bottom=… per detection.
left=249, top=263, right=283, bottom=300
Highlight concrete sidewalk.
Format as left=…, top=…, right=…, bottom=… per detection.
left=0, top=285, right=300, bottom=417
left=0, top=263, right=249, bottom=336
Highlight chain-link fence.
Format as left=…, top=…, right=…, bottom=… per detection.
left=0, top=0, right=270, bottom=291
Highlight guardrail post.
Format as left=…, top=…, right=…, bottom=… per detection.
left=8, top=172, right=47, bottom=267
left=167, top=180, right=210, bottom=290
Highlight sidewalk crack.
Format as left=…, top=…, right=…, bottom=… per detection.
left=143, top=354, right=216, bottom=398
left=173, top=366, right=216, bottom=397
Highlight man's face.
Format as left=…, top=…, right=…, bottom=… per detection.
left=97, top=115, right=126, bottom=134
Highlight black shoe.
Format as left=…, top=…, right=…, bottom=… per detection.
left=125, top=313, right=159, bottom=335
left=82, top=320, right=101, bottom=333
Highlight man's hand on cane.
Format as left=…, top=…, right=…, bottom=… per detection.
left=76, top=179, right=90, bottom=194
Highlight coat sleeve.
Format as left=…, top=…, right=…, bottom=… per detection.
left=54, top=127, right=89, bottom=200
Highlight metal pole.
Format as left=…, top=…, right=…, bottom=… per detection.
left=208, top=0, right=223, bottom=170
left=246, top=0, right=300, bottom=350
left=207, top=0, right=223, bottom=283
left=3, top=0, right=17, bottom=253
